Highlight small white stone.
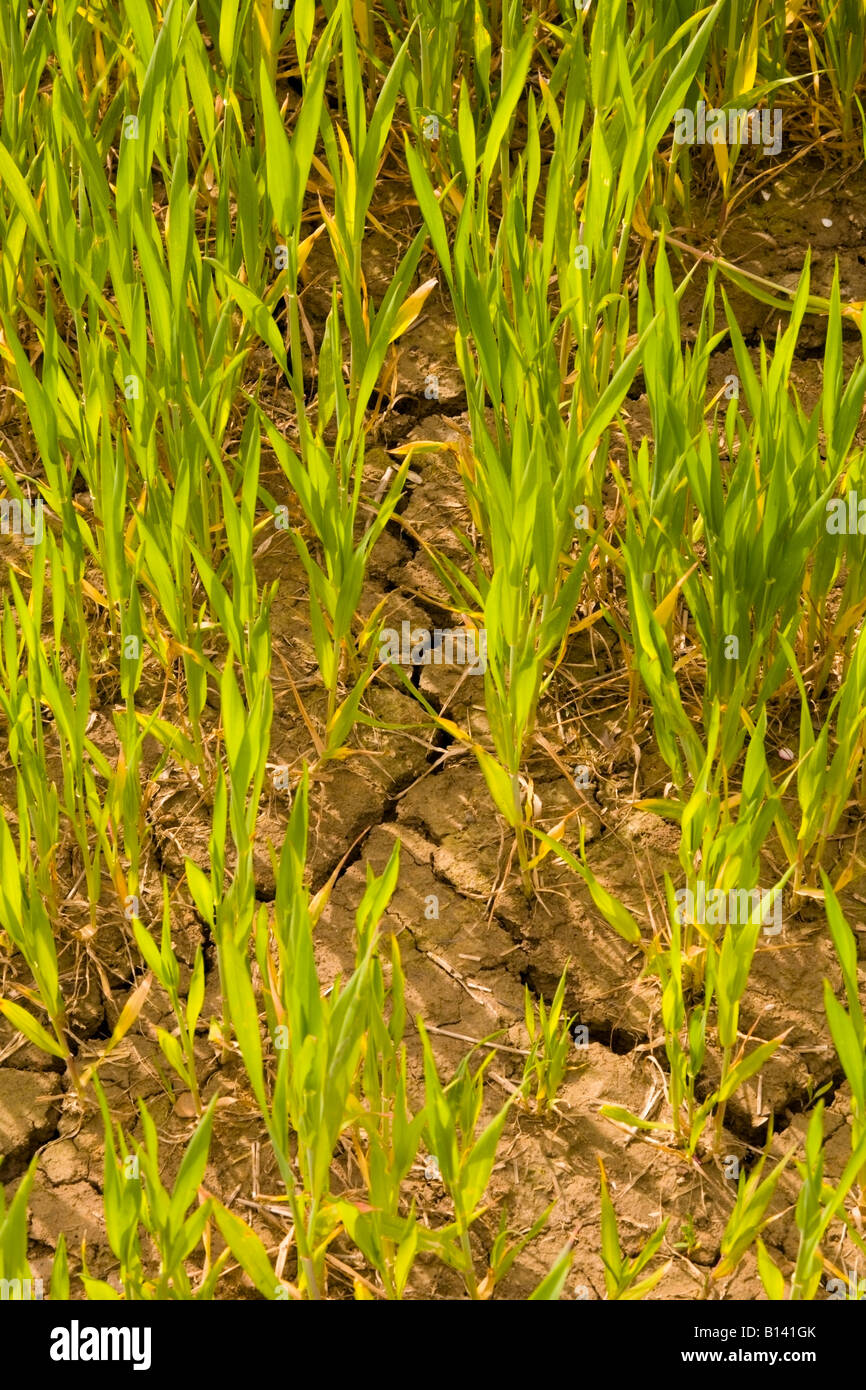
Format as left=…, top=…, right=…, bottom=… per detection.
left=822, top=217, right=833, bottom=227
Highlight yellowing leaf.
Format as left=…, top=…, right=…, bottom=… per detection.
left=0, top=999, right=65, bottom=1058
left=388, top=278, right=438, bottom=344
left=79, top=975, right=153, bottom=1087
left=632, top=196, right=652, bottom=240
left=732, top=7, right=760, bottom=98
left=437, top=716, right=471, bottom=744
left=652, top=561, right=699, bottom=627
left=712, top=126, right=730, bottom=193
left=353, top=0, right=371, bottom=47
left=335, top=126, right=357, bottom=233
left=298, top=223, right=325, bottom=276
left=526, top=815, right=575, bottom=869
left=388, top=439, right=448, bottom=457
left=474, top=746, right=519, bottom=828
left=80, top=578, right=111, bottom=610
